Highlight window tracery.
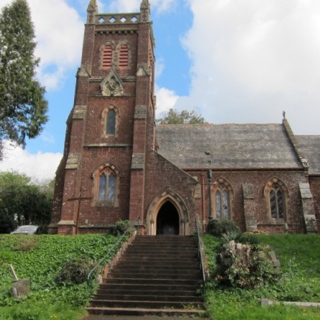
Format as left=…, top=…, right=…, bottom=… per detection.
left=92, top=164, right=120, bottom=207
left=215, top=185, right=230, bottom=219
left=101, top=105, right=119, bottom=138
left=264, top=178, right=288, bottom=220
left=269, top=184, right=284, bottom=219
left=98, top=169, right=116, bottom=203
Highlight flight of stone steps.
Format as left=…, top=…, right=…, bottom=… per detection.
left=87, top=235, right=207, bottom=317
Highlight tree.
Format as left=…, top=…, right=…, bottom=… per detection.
left=0, top=172, right=53, bottom=233
left=156, top=108, right=206, bottom=125
left=0, top=0, right=48, bottom=146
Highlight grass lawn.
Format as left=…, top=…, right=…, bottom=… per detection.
left=203, top=234, right=320, bottom=320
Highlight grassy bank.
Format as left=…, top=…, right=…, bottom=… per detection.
left=0, top=234, right=123, bottom=320
left=203, top=234, right=320, bottom=320
left=1, top=233, right=319, bottom=320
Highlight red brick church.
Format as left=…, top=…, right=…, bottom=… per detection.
left=49, top=0, right=320, bottom=235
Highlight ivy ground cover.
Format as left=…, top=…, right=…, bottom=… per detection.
left=0, top=234, right=122, bottom=320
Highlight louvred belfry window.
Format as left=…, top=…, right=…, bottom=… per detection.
left=119, top=45, right=129, bottom=68
left=102, top=45, right=113, bottom=69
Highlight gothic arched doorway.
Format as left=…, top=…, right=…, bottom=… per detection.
left=156, top=202, right=179, bottom=235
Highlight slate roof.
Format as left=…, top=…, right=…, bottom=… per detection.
left=156, top=124, right=303, bottom=170
left=296, top=136, right=320, bottom=175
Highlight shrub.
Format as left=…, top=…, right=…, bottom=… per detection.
left=13, top=236, right=38, bottom=251
left=221, top=232, right=260, bottom=247
left=55, top=257, right=96, bottom=285
left=108, top=219, right=132, bottom=236
left=221, top=231, right=243, bottom=243
left=215, top=240, right=280, bottom=289
left=206, top=219, right=240, bottom=237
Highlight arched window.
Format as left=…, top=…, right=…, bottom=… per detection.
left=98, top=169, right=116, bottom=204
left=102, top=45, right=113, bottom=69
left=101, top=106, right=119, bottom=138
left=215, top=185, right=230, bottom=219
left=106, top=109, right=116, bottom=135
left=269, top=184, right=284, bottom=219
left=118, top=44, right=129, bottom=68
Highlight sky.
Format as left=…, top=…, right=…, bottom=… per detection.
left=1, top=0, right=320, bottom=183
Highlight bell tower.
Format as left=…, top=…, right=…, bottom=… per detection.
left=50, top=0, right=156, bottom=234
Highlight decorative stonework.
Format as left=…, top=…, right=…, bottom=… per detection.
left=264, top=178, right=289, bottom=198
left=72, top=105, right=87, bottom=120
left=136, top=63, right=150, bottom=77
left=131, top=153, right=145, bottom=169
left=77, top=64, right=91, bottom=77
left=100, top=69, right=124, bottom=96
left=91, top=163, right=120, bottom=208
left=66, top=153, right=80, bottom=170
left=146, top=187, right=190, bottom=236
left=134, top=105, right=147, bottom=119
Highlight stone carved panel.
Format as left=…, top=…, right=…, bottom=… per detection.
left=100, top=69, right=124, bottom=96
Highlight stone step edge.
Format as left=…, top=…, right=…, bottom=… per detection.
left=90, top=299, right=204, bottom=305
left=86, top=306, right=207, bottom=316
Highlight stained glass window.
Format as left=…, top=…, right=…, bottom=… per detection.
left=223, top=190, right=229, bottom=218
left=98, top=170, right=116, bottom=204
left=215, top=186, right=229, bottom=219
left=107, top=110, right=116, bottom=135
left=99, top=175, right=106, bottom=201
left=216, top=191, right=221, bottom=219
left=107, top=174, right=115, bottom=202
left=269, top=184, right=284, bottom=219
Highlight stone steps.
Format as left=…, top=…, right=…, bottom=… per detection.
left=87, top=235, right=206, bottom=317
left=86, top=307, right=207, bottom=317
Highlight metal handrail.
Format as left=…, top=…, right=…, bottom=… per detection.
left=87, top=221, right=135, bottom=282
left=195, top=215, right=206, bottom=284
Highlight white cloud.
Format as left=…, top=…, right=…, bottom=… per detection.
left=108, top=0, right=176, bottom=14
left=29, top=0, right=84, bottom=90
left=155, top=86, right=179, bottom=115
left=0, top=0, right=84, bottom=90
left=0, top=141, right=62, bottom=184
left=179, top=0, right=320, bottom=134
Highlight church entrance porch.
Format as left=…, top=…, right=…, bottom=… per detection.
left=156, top=202, right=179, bottom=235
left=146, top=189, right=191, bottom=235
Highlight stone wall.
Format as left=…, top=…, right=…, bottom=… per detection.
left=309, top=176, right=320, bottom=232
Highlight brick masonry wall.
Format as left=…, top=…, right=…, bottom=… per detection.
left=144, top=152, right=198, bottom=233
left=185, top=170, right=307, bottom=234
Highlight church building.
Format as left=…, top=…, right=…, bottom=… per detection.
left=49, top=0, right=320, bottom=235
